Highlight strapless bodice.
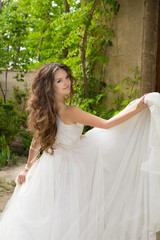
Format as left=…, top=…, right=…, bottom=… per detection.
left=54, top=115, right=84, bottom=149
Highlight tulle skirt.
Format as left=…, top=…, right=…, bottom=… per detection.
left=0, top=92, right=160, bottom=240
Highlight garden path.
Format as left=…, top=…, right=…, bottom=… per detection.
left=0, top=158, right=26, bottom=213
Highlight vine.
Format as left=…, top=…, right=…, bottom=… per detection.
left=0, top=0, right=141, bottom=146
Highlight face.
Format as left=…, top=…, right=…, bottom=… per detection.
left=53, top=69, right=71, bottom=96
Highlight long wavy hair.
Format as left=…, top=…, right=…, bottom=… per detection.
left=27, top=62, right=75, bottom=154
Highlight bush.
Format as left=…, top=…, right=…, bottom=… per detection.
left=0, top=146, right=10, bottom=167
left=11, top=154, right=18, bottom=165
left=0, top=82, right=32, bottom=162
left=0, top=135, right=7, bottom=149
left=0, top=97, right=21, bottom=146
left=10, top=84, right=32, bottom=156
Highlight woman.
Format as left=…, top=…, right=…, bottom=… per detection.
left=0, top=62, right=160, bottom=240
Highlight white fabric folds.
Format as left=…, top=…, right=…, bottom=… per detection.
left=0, top=92, right=160, bottom=240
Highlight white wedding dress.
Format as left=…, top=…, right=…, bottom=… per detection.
left=0, top=92, right=160, bottom=240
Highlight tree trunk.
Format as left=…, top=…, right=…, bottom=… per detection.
left=0, top=81, right=5, bottom=103
left=14, top=12, right=28, bottom=64
left=2, top=68, right=9, bottom=103
left=1, top=44, right=10, bottom=103
left=81, top=0, right=101, bottom=98
left=64, top=0, right=69, bottom=12
left=0, top=0, right=3, bottom=13
left=63, top=0, right=70, bottom=59
left=37, top=30, right=45, bottom=62
left=37, top=1, right=51, bottom=61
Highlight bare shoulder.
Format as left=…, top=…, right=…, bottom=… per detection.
left=57, top=105, right=80, bottom=125
left=64, top=105, right=82, bottom=123
left=65, top=105, right=86, bottom=116
left=65, top=105, right=80, bottom=113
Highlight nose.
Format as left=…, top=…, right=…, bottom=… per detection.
left=64, top=78, right=70, bottom=85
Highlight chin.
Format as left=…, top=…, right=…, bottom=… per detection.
left=64, top=89, right=70, bottom=94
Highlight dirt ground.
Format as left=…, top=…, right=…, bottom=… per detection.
left=0, top=157, right=26, bottom=213
left=0, top=159, right=160, bottom=239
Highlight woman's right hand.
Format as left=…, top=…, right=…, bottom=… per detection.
left=134, top=94, right=148, bottom=113
left=17, top=170, right=28, bottom=185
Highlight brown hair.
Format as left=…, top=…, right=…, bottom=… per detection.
left=27, top=62, right=75, bottom=154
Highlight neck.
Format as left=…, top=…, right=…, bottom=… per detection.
left=55, top=94, right=66, bottom=112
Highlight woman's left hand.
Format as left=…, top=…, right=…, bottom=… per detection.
left=17, top=170, right=28, bottom=185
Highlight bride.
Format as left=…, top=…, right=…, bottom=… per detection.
left=0, top=62, right=160, bottom=240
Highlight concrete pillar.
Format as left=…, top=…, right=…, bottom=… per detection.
left=141, top=0, right=159, bottom=94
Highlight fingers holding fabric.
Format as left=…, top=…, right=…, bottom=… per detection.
left=135, top=93, right=148, bottom=113
left=17, top=171, right=27, bottom=185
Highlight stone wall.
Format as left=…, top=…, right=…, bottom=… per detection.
left=0, top=69, right=36, bottom=100
left=0, top=0, right=159, bottom=100
left=104, top=0, right=159, bottom=96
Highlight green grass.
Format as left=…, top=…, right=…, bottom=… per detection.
left=0, top=177, right=15, bottom=191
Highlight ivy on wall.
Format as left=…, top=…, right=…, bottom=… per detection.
left=0, top=0, right=120, bottom=102
left=0, top=0, right=140, bottom=154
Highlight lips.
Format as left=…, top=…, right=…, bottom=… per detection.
left=63, top=86, right=70, bottom=90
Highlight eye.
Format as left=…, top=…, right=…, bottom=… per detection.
left=57, top=79, right=62, bottom=83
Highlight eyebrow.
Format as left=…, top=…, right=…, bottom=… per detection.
left=55, top=75, right=69, bottom=81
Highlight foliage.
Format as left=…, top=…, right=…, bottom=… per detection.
left=0, top=0, right=142, bottom=156
left=0, top=83, right=31, bottom=163
left=0, top=0, right=120, bottom=90
left=11, top=154, right=18, bottom=165
left=0, top=84, right=31, bottom=157
left=12, top=83, right=32, bottom=155
left=0, top=0, right=31, bottom=71
left=16, top=128, right=33, bottom=156
left=78, top=67, right=141, bottom=132
left=0, top=146, right=10, bottom=167
left=106, top=67, right=141, bottom=116
left=0, top=135, right=8, bottom=149
left=13, top=83, right=29, bottom=128
left=0, top=97, right=21, bottom=145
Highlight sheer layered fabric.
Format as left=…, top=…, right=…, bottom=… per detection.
left=0, top=92, right=160, bottom=240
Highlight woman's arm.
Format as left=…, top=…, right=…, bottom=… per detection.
left=26, top=138, right=41, bottom=169
left=17, top=138, right=41, bottom=185
left=65, top=95, right=148, bottom=129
